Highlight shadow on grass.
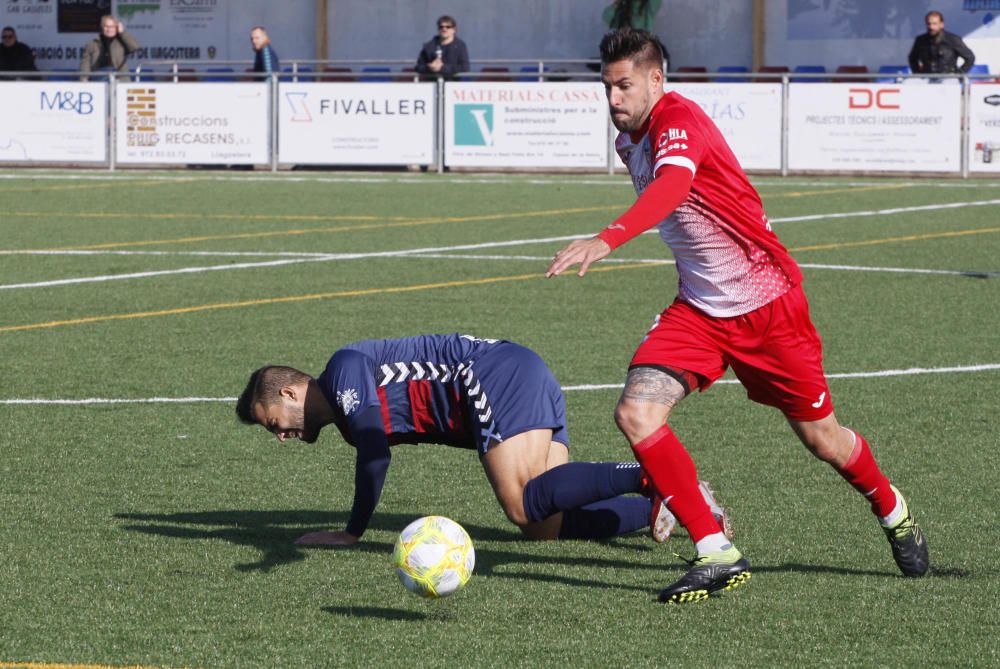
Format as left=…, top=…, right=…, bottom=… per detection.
left=117, top=509, right=961, bottom=590
left=115, top=509, right=518, bottom=572
left=322, top=606, right=428, bottom=621
left=115, top=508, right=663, bottom=589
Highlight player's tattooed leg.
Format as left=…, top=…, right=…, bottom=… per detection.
left=620, top=366, right=688, bottom=410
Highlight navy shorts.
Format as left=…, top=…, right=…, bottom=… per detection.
left=461, top=342, right=569, bottom=455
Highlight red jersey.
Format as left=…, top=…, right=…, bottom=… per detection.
left=613, top=92, right=802, bottom=317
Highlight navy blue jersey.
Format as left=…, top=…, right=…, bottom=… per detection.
left=315, top=334, right=569, bottom=537
left=318, top=333, right=504, bottom=450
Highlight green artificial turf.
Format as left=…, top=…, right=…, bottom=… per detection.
left=1, top=170, right=998, bottom=668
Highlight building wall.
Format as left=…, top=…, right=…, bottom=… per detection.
left=325, top=0, right=754, bottom=70
left=12, top=0, right=995, bottom=73
left=764, top=0, right=1000, bottom=72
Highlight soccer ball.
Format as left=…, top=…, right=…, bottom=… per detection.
left=392, top=515, right=475, bottom=598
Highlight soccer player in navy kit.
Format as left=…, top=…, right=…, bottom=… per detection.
left=236, top=333, right=730, bottom=545
left=547, top=29, right=928, bottom=602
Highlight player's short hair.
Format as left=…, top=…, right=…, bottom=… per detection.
left=600, top=28, right=665, bottom=71
left=235, top=365, right=310, bottom=425
left=926, top=10, right=944, bottom=22
left=437, top=15, right=457, bottom=28
left=251, top=25, right=267, bottom=34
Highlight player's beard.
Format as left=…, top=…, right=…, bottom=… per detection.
left=609, top=94, right=651, bottom=133
left=292, top=402, right=320, bottom=443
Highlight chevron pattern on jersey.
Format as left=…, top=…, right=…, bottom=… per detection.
left=377, top=360, right=501, bottom=446
left=377, top=360, right=471, bottom=386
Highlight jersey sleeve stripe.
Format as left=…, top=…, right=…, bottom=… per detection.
left=654, top=155, right=697, bottom=176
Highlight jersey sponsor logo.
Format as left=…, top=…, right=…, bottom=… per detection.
left=658, top=128, right=689, bottom=146
left=607, top=223, right=626, bottom=231
left=655, top=142, right=688, bottom=159
left=337, top=388, right=361, bottom=416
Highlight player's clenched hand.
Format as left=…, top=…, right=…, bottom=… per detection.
left=295, top=530, right=359, bottom=546
left=545, top=237, right=611, bottom=278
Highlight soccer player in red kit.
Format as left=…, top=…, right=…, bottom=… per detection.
left=546, top=28, right=929, bottom=603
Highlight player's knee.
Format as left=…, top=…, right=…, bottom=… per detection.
left=799, top=423, right=850, bottom=465
left=499, top=497, right=530, bottom=527
left=614, top=400, right=670, bottom=443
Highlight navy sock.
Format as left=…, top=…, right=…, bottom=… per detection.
left=522, top=462, right=644, bottom=523
left=558, top=496, right=652, bottom=540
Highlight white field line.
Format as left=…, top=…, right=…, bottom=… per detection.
left=393, top=252, right=1000, bottom=277
left=0, top=256, right=341, bottom=290
left=6, top=192, right=1000, bottom=290
left=2, top=171, right=1000, bottom=188
left=0, top=172, right=632, bottom=187
left=773, top=197, right=1000, bottom=223
left=0, top=234, right=593, bottom=290
left=3, top=363, right=998, bottom=405
left=0, top=249, right=335, bottom=258
left=564, top=362, right=1000, bottom=390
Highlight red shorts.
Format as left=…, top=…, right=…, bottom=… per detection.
left=630, top=284, right=834, bottom=421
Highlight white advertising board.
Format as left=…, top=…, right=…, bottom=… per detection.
left=0, top=82, right=106, bottom=162
left=663, top=83, right=783, bottom=170
left=115, top=83, right=269, bottom=164
left=278, top=83, right=436, bottom=165
left=968, top=83, right=1000, bottom=174
left=788, top=83, right=962, bottom=172
left=445, top=82, right=608, bottom=168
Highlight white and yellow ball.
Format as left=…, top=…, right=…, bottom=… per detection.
left=392, top=515, right=475, bottom=598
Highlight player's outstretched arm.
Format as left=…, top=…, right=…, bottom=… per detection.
left=546, top=166, right=693, bottom=278
left=545, top=237, right=612, bottom=278
left=295, top=406, right=391, bottom=546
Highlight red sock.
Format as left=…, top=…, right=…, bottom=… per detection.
left=631, top=424, right=722, bottom=543
left=837, top=431, right=897, bottom=517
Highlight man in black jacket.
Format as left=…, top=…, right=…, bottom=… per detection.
left=0, top=27, right=37, bottom=75
left=908, top=10, right=975, bottom=75
left=415, top=15, right=469, bottom=80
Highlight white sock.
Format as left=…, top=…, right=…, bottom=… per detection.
left=880, top=493, right=905, bottom=527
left=695, top=532, right=732, bottom=555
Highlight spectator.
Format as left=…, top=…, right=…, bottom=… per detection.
left=81, top=15, right=139, bottom=78
left=604, top=0, right=662, bottom=31
left=415, top=15, right=469, bottom=80
left=250, top=26, right=279, bottom=75
left=0, top=27, right=38, bottom=75
left=908, top=10, right=975, bottom=75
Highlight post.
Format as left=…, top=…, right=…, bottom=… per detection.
left=271, top=71, right=279, bottom=172
left=752, top=0, right=765, bottom=72
left=780, top=74, right=789, bottom=177
left=108, top=72, right=116, bottom=172
left=437, top=77, right=445, bottom=174
left=961, top=73, right=970, bottom=179
left=316, top=0, right=329, bottom=62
